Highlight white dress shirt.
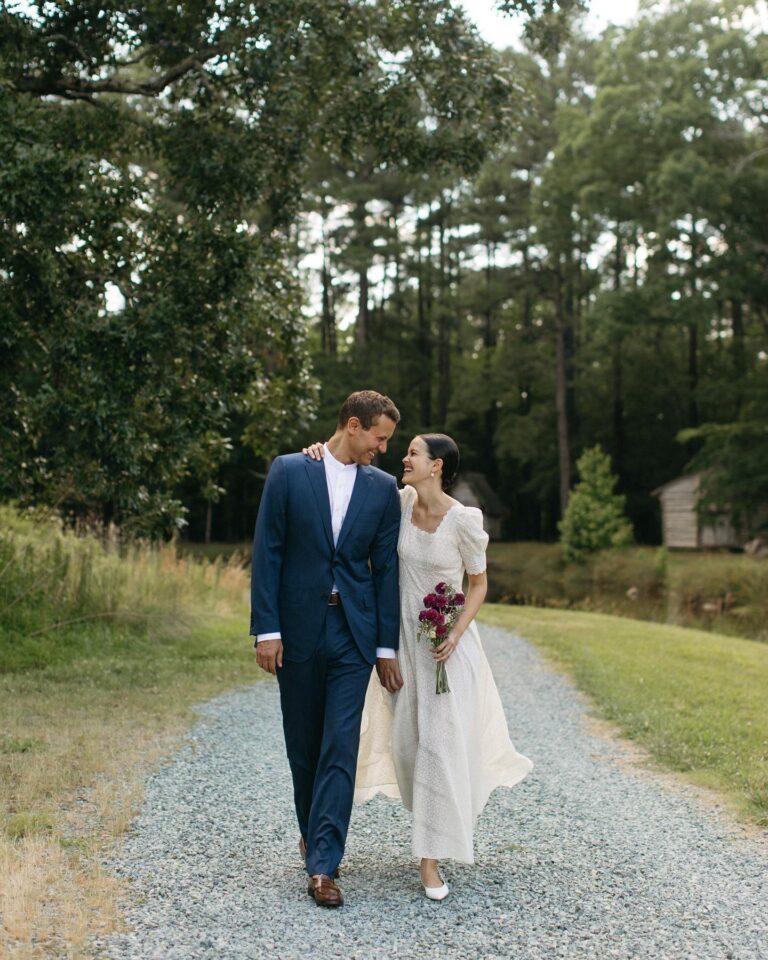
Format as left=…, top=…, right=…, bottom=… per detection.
left=258, top=445, right=396, bottom=660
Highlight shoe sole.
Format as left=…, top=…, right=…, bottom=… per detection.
left=307, top=889, right=343, bottom=907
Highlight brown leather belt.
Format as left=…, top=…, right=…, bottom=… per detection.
left=328, top=593, right=341, bottom=606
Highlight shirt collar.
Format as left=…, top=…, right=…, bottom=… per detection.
left=323, top=443, right=357, bottom=472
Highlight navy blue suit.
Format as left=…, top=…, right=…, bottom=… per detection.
left=250, top=453, right=400, bottom=876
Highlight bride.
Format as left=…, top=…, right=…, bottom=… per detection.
left=304, top=432, right=532, bottom=899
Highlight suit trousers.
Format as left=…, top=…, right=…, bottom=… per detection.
left=276, top=604, right=372, bottom=877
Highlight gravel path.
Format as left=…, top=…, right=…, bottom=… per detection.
left=97, top=626, right=768, bottom=960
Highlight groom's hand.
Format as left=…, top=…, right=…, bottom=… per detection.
left=376, top=657, right=403, bottom=693
left=256, top=639, right=283, bottom=676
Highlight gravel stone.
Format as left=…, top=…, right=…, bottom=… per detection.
left=95, top=626, right=768, bottom=960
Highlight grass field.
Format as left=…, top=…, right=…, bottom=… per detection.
left=0, top=511, right=257, bottom=958
left=480, top=604, right=768, bottom=826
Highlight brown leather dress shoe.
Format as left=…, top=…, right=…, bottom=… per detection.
left=307, top=874, right=344, bottom=908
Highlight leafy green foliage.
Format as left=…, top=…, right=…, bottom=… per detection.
left=498, top=0, right=589, bottom=48
left=680, top=373, right=768, bottom=532
left=1, top=1, right=513, bottom=534
left=559, top=446, right=633, bottom=561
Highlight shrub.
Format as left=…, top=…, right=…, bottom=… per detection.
left=559, top=446, right=633, bottom=562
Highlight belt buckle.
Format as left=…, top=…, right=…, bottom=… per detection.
left=328, top=592, right=340, bottom=606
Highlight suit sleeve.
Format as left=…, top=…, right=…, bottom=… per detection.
left=369, top=477, right=401, bottom=651
left=250, top=456, right=287, bottom=639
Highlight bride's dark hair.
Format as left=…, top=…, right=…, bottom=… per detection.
left=419, top=433, right=460, bottom=491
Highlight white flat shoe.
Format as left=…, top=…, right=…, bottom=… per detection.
left=423, top=875, right=449, bottom=901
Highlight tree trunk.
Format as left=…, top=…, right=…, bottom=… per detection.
left=520, top=245, right=533, bottom=414
left=352, top=197, right=369, bottom=348
left=731, top=297, right=745, bottom=407
left=687, top=321, right=699, bottom=427
left=611, top=341, right=624, bottom=478
left=356, top=267, right=369, bottom=348
left=483, top=240, right=498, bottom=482
left=416, top=225, right=432, bottom=427
left=484, top=241, right=496, bottom=349
left=564, top=260, right=577, bottom=443
left=320, top=247, right=336, bottom=355
left=554, top=267, right=571, bottom=518
left=205, top=500, right=213, bottom=545
left=612, top=226, right=625, bottom=479
left=437, top=204, right=451, bottom=425
left=687, top=221, right=700, bottom=428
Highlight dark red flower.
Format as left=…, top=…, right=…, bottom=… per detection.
left=454, top=593, right=465, bottom=605
left=435, top=624, right=448, bottom=637
left=435, top=582, right=447, bottom=595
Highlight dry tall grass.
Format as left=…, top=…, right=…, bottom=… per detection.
left=0, top=508, right=256, bottom=958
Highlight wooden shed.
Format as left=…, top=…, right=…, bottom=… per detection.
left=652, top=473, right=742, bottom=549
left=451, top=472, right=507, bottom=540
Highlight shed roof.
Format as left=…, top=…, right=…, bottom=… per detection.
left=651, top=472, right=702, bottom=497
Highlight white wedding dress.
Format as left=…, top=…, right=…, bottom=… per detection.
left=355, top=485, right=533, bottom=863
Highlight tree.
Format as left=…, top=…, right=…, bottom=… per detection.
left=559, top=446, right=633, bottom=561
left=296, top=0, right=767, bottom=546
left=0, top=1, right=513, bottom=533
left=680, top=371, right=768, bottom=533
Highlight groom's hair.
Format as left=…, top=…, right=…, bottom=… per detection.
left=338, top=391, right=401, bottom=429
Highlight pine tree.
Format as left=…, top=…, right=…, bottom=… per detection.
left=559, top=446, right=633, bottom=561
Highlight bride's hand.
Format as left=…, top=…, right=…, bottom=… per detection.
left=302, top=442, right=325, bottom=460
left=433, top=631, right=460, bottom=663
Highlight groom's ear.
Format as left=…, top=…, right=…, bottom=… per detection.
left=346, top=416, right=361, bottom=434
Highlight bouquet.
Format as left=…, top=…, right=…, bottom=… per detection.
left=417, top=582, right=465, bottom=694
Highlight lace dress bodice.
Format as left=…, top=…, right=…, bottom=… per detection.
left=397, top=485, right=488, bottom=606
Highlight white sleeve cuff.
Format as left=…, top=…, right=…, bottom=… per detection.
left=376, top=647, right=397, bottom=659
left=256, top=633, right=282, bottom=642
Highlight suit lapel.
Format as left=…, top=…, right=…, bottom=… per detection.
left=304, top=457, right=334, bottom=549
left=336, top=466, right=372, bottom=551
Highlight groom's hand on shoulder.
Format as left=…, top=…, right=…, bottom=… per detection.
left=376, top=656, right=403, bottom=693
left=256, top=638, right=283, bottom=676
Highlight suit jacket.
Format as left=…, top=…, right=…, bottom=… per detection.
left=249, top=453, right=401, bottom=664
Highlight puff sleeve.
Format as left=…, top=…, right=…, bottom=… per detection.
left=455, top=507, right=489, bottom=575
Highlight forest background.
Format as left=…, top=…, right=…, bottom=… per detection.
left=2, top=0, right=767, bottom=546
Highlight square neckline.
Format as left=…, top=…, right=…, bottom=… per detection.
left=405, top=490, right=462, bottom=536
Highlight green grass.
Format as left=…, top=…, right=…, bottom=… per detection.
left=480, top=604, right=768, bottom=825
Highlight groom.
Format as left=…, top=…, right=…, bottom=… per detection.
left=250, top=390, right=403, bottom=907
